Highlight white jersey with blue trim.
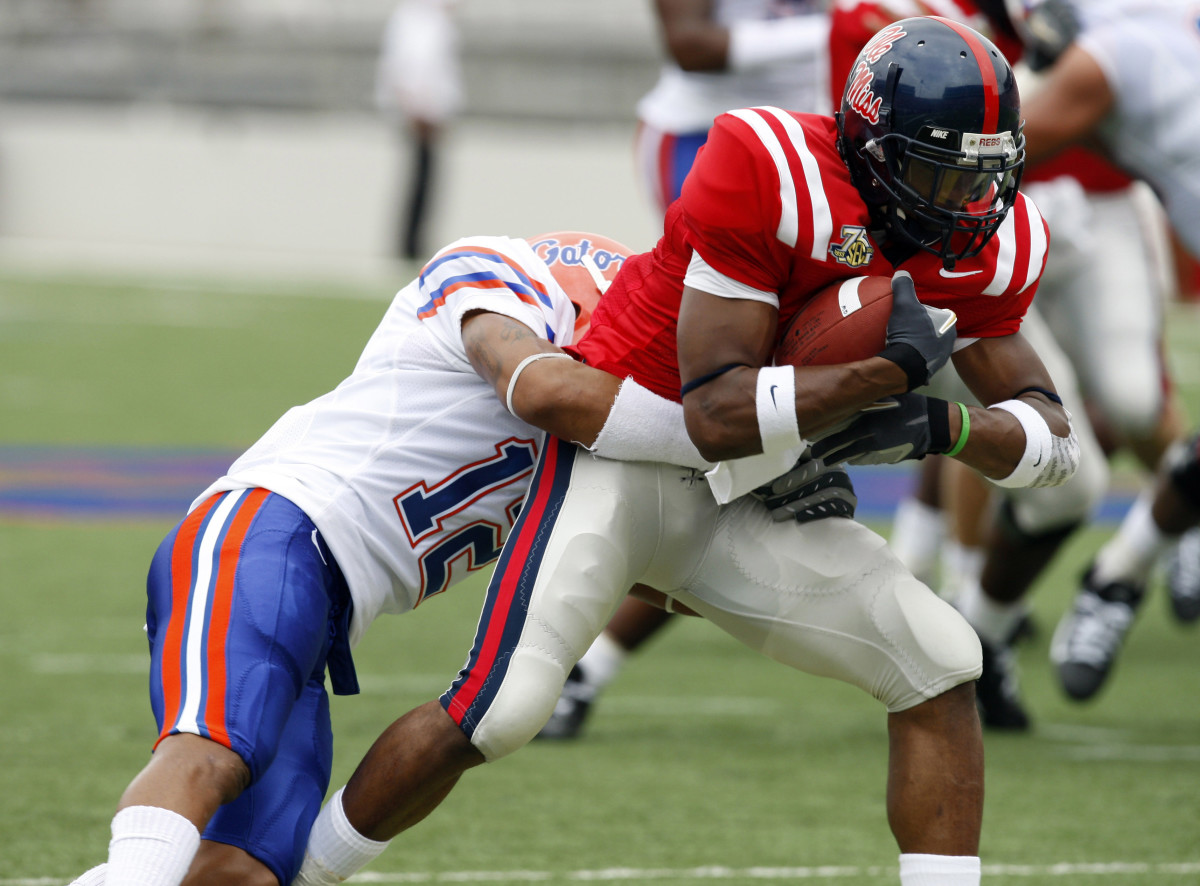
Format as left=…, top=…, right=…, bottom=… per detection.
left=1076, top=0, right=1200, bottom=257
left=637, top=0, right=831, bottom=133
left=194, top=236, right=577, bottom=647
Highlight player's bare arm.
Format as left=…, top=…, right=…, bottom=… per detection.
left=1021, top=42, right=1114, bottom=165
left=677, top=286, right=913, bottom=461
left=461, top=310, right=621, bottom=448
left=656, top=0, right=728, bottom=71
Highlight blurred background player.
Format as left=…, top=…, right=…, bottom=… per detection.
left=832, top=0, right=1187, bottom=731
left=541, top=0, right=834, bottom=741
left=1051, top=428, right=1200, bottom=700
left=375, top=0, right=462, bottom=262
left=634, top=0, right=831, bottom=220
left=65, top=232, right=719, bottom=886
left=1003, top=0, right=1200, bottom=702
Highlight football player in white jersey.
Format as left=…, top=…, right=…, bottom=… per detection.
left=67, top=232, right=726, bottom=886
left=1000, top=0, right=1200, bottom=700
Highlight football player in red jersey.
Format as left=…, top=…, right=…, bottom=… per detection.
left=295, top=18, right=1076, bottom=886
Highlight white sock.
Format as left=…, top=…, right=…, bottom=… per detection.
left=297, top=788, right=389, bottom=884
left=1093, top=490, right=1170, bottom=586
left=939, top=541, right=983, bottom=602
left=70, top=863, right=108, bottom=886
left=899, top=853, right=981, bottom=885
left=573, top=630, right=628, bottom=698
left=890, top=498, right=945, bottom=585
left=106, top=806, right=200, bottom=886
left=952, top=579, right=1024, bottom=647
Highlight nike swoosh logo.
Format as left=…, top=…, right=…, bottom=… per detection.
left=769, top=384, right=779, bottom=408
left=939, top=268, right=982, bottom=278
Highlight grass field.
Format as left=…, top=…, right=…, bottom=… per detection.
left=3, top=267, right=1200, bottom=885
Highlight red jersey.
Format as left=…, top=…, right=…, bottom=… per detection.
left=575, top=110, right=1049, bottom=401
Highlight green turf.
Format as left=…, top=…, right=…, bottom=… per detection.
left=3, top=270, right=1199, bottom=884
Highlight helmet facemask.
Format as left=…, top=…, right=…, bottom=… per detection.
left=864, top=121, right=1024, bottom=268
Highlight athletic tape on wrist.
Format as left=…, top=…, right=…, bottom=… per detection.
left=505, top=352, right=573, bottom=416
left=755, top=365, right=802, bottom=454
left=988, top=398, right=1078, bottom=488
left=945, top=402, right=971, bottom=457
left=591, top=378, right=714, bottom=470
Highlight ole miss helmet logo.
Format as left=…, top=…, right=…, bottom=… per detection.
left=862, top=23, right=906, bottom=63
left=846, top=62, right=882, bottom=124
left=847, top=23, right=907, bottom=124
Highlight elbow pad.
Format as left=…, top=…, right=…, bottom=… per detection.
left=988, top=399, right=1080, bottom=489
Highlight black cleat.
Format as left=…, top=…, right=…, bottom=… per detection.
left=1167, top=528, right=1200, bottom=624
left=1051, top=566, right=1143, bottom=701
left=975, top=639, right=1030, bottom=731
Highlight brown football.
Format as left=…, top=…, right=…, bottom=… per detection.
left=774, top=276, right=892, bottom=367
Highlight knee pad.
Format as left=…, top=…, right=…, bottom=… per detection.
left=1090, top=372, right=1163, bottom=440
left=463, top=650, right=571, bottom=761
left=873, top=570, right=983, bottom=712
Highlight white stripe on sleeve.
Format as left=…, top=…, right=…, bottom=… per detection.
left=728, top=108, right=800, bottom=251
left=758, top=106, right=834, bottom=260
left=1019, top=196, right=1048, bottom=294
left=984, top=209, right=1018, bottom=296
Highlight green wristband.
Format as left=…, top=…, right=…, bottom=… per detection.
left=945, top=402, right=970, bottom=457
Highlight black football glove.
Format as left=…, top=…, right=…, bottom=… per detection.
left=751, top=455, right=857, bottom=523
left=877, top=271, right=957, bottom=391
left=810, top=394, right=952, bottom=466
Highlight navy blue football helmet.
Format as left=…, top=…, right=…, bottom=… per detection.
left=836, top=16, right=1025, bottom=269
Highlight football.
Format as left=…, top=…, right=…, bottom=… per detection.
left=774, top=275, right=892, bottom=368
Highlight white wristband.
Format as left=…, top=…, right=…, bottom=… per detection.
left=728, top=16, right=830, bottom=72
left=988, top=398, right=1079, bottom=489
left=755, top=365, right=801, bottom=455
left=590, top=378, right=714, bottom=470
left=505, top=351, right=572, bottom=417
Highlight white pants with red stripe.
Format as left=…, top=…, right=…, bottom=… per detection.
left=440, top=436, right=982, bottom=761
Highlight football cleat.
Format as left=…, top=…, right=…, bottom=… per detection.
left=1051, top=566, right=1144, bottom=701
left=535, top=665, right=594, bottom=741
left=1166, top=527, right=1200, bottom=623
left=975, top=638, right=1030, bottom=731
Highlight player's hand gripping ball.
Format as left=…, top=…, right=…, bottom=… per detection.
left=774, top=276, right=893, bottom=368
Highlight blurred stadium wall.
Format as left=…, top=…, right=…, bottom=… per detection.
left=0, top=0, right=663, bottom=278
